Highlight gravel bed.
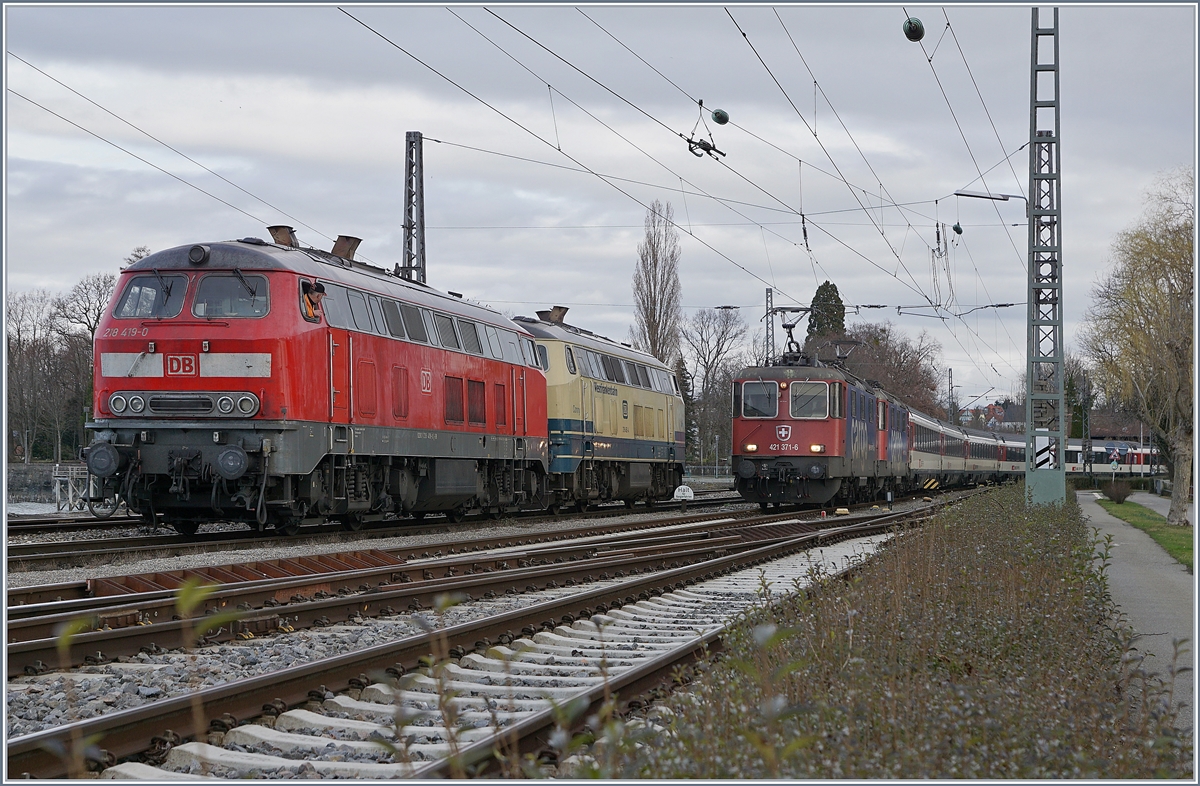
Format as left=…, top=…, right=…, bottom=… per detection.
left=5, top=574, right=639, bottom=738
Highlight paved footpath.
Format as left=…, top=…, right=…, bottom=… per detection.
left=1076, top=491, right=1195, bottom=735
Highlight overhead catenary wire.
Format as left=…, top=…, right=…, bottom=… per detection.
left=337, top=7, right=794, bottom=303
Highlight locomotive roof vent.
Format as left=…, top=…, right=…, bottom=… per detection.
left=535, top=305, right=570, bottom=324
left=267, top=225, right=300, bottom=247
left=331, top=235, right=361, bottom=260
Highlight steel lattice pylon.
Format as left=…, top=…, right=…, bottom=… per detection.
left=1025, top=7, right=1066, bottom=505
left=401, top=131, right=427, bottom=284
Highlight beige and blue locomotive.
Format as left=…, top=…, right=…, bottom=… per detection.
left=516, top=307, right=685, bottom=511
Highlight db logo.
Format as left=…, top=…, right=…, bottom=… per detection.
left=420, top=370, right=433, bottom=394
left=776, top=425, right=792, bottom=441
left=166, top=354, right=198, bottom=376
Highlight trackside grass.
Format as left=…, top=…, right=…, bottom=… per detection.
left=557, top=485, right=1192, bottom=779
left=1096, top=498, right=1193, bottom=573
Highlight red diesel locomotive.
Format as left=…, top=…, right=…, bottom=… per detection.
left=85, top=231, right=554, bottom=534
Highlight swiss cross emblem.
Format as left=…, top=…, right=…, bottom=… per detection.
left=776, top=425, right=792, bottom=441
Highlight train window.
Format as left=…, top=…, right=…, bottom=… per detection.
left=790, top=382, right=828, bottom=419
left=347, top=291, right=375, bottom=333
left=444, top=376, right=464, bottom=423
left=498, top=329, right=523, bottom=364
left=422, top=310, right=441, bottom=347
left=321, top=285, right=352, bottom=329
left=742, top=381, right=779, bottom=418
left=399, top=303, right=427, bottom=343
left=483, top=325, right=505, bottom=359
left=877, top=400, right=886, bottom=431
left=369, top=297, right=388, bottom=335
left=671, top=374, right=680, bottom=395
left=537, top=344, right=550, bottom=371
left=458, top=320, right=484, bottom=355
left=434, top=313, right=460, bottom=349
left=635, top=364, right=652, bottom=389
left=522, top=338, right=539, bottom=368
left=381, top=300, right=406, bottom=338
left=115, top=273, right=189, bottom=319
left=584, top=350, right=604, bottom=379
left=467, top=380, right=486, bottom=425
left=601, top=355, right=627, bottom=384
left=829, top=382, right=844, bottom=418
left=731, top=381, right=741, bottom=418
left=564, top=346, right=577, bottom=375
left=192, top=274, right=269, bottom=318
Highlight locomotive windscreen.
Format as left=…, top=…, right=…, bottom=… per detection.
left=789, top=382, right=828, bottom=419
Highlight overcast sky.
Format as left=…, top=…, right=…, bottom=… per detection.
left=4, top=3, right=1195, bottom=399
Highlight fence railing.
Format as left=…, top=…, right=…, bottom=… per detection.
left=52, top=464, right=90, bottom=512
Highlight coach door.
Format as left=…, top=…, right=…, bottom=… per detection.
left=329, top=328, right=351, bottom=423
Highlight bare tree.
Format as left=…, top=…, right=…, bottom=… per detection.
left=7, top=290, right=56, bottom=463
left=53, top=271, right=117, bottom=347
left=123, top=245, right=152, bottom=268
left=631, top=200, right=683, bottom=364
left=682, top=307, right=748, bottom=470
left=1080, top=166, right=1193, bottom=524
left=840, top=321, right=944, bottom=419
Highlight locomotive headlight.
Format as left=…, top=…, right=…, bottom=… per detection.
left=217, top=396, right=235, bottom=414
left=109, top=394, right=127, bottom=414
left=128, top=396, right=145, bottom=413
left=744, top=443, right=758, bottom=453
left=810, top=444, right=826, bottom=453
left=236, top=395, right=258, bottom=414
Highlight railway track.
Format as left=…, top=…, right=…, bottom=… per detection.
left=6, top=494, right=746, bottom=570
left=8, top=510, right=908, bottom=779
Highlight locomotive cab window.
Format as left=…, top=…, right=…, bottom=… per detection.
left=537, top=344, right=550, bottom=371
left=789, top=381, right=829, bottom=419
left=114, top=272, right=188, bottom=319
left=564, top=346, right=577, bottom=375
left=829, top=382, right=844, bottom=418
left=742, top=381, right=779, bottom=418
left=192, top=273, right=269, bottom=318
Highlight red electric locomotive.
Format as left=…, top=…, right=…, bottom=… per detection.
left=85, top=229, right=549, bottom=534
left=731, top=355, right=909, bottom=508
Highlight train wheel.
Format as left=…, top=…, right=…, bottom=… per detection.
left=759, top=502, right=769, bottom=512
left=341, top=516, right=364, bottom=532
left=446, top=508, right=464, bottom=523
left=411, top=512, right=426, bottom=521
left=275, top=518, right=301, bottom=536
left=171, top=520, right=200, bottom=537
left=487, top=508, right=502, bottom=520
left=624, top=499, right=636, bottom=509
left=547, top=504, right=560, bottom=517
left=575, top=500, right=589, bottom=514
left=645, top=498, right=656, bottom=510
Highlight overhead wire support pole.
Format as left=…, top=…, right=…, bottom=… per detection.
left=402, top=130, right=426, bottom=284
left=1025, top=7, right=1066, bottom=505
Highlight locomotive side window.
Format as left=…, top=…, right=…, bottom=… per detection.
left=789, top=381, right=828, bottom=419
left=320, top=284, right=351, bottom=329
left=601, top=355, right=626, bottom=384
left=381, top=300, right=406, bottom=338
left=829, top=382, right=844, bottom=418
left=877, top=399, right=887, bottom=430
left=536, top=344, right=550, bottom=371
left=458, top=320, right=484, bottom=355
left=483, top=326, right=505, bottom=359
left=522, top=338, right=539, bottom=368
left=347, top=291, right=376, bottom=332
left=742, top=381, right=779, bottom=418
left=399, top=303, right=428, bottom=343
left=422, top=310, right=441, bottom=347
left=564, top=346, right=577, bottom=375
left=636, top=365, right=652, bottom=389
left=498, top=330, right=523, bottom=364
left=369, top=296, right=388, bottom=335
left=434, top=313, right=460, bottom=349
left=192, top=274, right=268, bottom=318
left=731, top=381, right=741, bottom=417
left=114, top=273, right=188, bottom=319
